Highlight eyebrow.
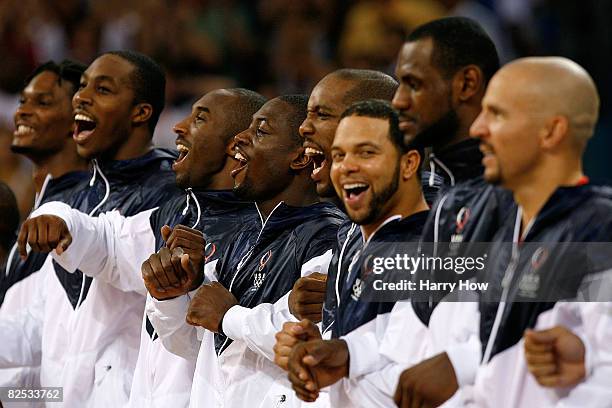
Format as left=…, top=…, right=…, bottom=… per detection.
left=355, top=142, right=380, bottom=149
left=21, top=91, right=53, bottom=97
left=194, top=106, right=210, bottom=114
left=312, top=104, right=335, bottom=112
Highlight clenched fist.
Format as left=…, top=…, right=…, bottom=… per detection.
left=142, top=224, right=206, bottom=300
left=18, top=215, right=72, bottom=258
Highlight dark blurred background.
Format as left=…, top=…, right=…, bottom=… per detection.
left=0, top=0, right=610, bottom=218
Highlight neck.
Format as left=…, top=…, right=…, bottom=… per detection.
left=31, top=142, right=88, bottom=192
left=511, top=158, right=584, bottom=234
left=361, top=185, right=429, bottom=241
left=206, top=158, right=237, bottom=191
left=109, top=129, right=154, bottom=161
left=257, top=177, right=320, bottom=219
left=434, top=107, right=479, bottom=152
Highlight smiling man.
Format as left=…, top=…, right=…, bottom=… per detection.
left=0, top=51, right=185, bottom=406
left=11, top=88, right=265, bottom=407
left=279, top=100, right=429, bottom=406
left=2, top=60, right=89, bottom=310
left=147, top=95, right=345, bottom=407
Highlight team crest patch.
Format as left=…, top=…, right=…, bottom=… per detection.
left=451, top=206, right=471, bottom=243
left=518, top=247, right=548, bottom=298
left=253, top=250, right=272, bottom=288
left=253, top=272, right=266, bottom=288
left=351, top=278, right=364, bottom=301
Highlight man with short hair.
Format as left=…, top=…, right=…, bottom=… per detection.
left=281, top=99, right=429, bottom=407
left=2, top=60, right=89, bottom=310
left=147, top=95, right=345, bottom=407
left=21, top=88, right=266, bottom=407
left=0, top=51, right=181, bottom=406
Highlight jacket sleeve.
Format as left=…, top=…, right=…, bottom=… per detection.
left=146, top=293, right=201, bottom=360
left=221, top=249, right=333, bottom=361
left=0, top=257, right=48, bottom=369
left=145, top=258, right=221, bottom=360
left=31, top=201, right=156, bottom=295
left=552, top=302, right=612, bottom=408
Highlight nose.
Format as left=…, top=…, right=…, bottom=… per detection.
left=14, top=102, right=33, bottom=120
left=173, top=117, right=189, bottom=136
left=392, top=85, right=411, bottom=111
left=469, top=111, right=488, bottom=141
left=337, top=153, right=360, bottom=175
left=299, top=116, right=314, bottom=139
left=234, top=127, right=252, bottom=146
left=72, top=85, right=92, bottom=109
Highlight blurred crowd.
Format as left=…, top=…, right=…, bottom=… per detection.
left=1, top=0, right=611, bottom=219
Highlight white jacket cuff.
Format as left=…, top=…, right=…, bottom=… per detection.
left=341, top=329, right=383, bottom=379
left=445, top=339, right=480, bottom=387
left=222, top=304, right=249, bottom=341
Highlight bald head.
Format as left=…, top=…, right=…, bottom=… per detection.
left=495, top=57, right=599, bottom=147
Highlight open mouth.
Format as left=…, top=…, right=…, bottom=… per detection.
left=305, top=146, right=327, bottom=178
left=231, top=150, right=248, bottom=178
left=73, top=113, right=97, bottom=143
left=13, top=124, right=35, bottom=137
left=173, top=142, right=191, bottom=169
left=342, top=182, right=370, bottom=207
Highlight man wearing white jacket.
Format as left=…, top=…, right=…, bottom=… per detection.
left=146, top=95, right=346, bottom=407
left=0, top=51, right=181, bottom=407
left=13, top=88, right=266, bottom=407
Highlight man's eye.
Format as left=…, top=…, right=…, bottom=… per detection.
left=360, top=151, right=375, bottom=158
left=97, top=86, right=111, bottom=94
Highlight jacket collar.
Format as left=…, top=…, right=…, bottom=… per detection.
left=430, top=139, right=483, bottom=186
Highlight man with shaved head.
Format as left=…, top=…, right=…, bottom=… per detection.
left=464, top=57, right=612, bottom=407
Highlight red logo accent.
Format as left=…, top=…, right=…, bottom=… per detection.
left=531, top=247, right=549, bottom=270
left=456, top=207, right=471, bottom=232
left=258, top=250, right=272, bottom=271
left=204, top=243, right=217, bottom=262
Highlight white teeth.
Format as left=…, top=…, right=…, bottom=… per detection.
left=74, top=113, right=94, bottom=122
left=177, top=144, right=189, bottom=153
left=15, top=125, right=34, bottom=134
left=305, top=147, right=324, bottom=156
left=343, top=183, right=368, bottom=190
left=234, top=152, right=247, bottom=162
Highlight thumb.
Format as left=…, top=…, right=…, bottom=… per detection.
left=525, top=327, right=562, bottom=344
left=310, top=272, right=327, bottom=282
left=55, top=233, right=72, bottom=255
left=161, top=225, right=172, bottom=243
left=303, top=342, right=330, bottom=367
left=180, top=253, right=196, bottom=278
left=298, top=319, right=321, bottom=340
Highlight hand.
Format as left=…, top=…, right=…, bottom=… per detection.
left=524, top=326, right=586, bottom=387
left=18, top=215, right=72, bottom=258
left=141, top=225, right=206, bottom=300
left=288, top=272, right=327, bottom=322
left=394, top=352, right=458, bottom=408
left=287, top=339, right=349, bottom=402
left=186, top=281, right=238, bottom=332
left=274, top=319, right=321, bottom=370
